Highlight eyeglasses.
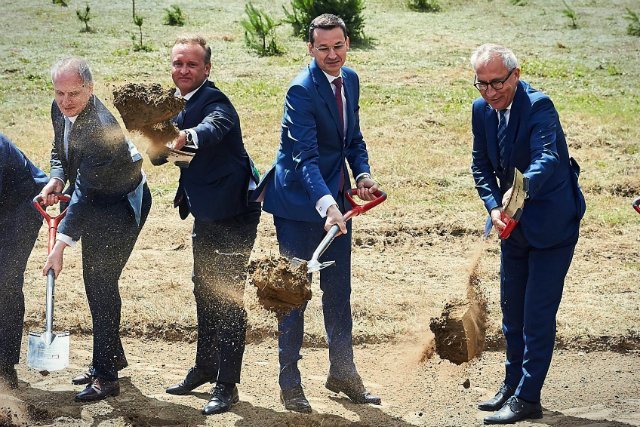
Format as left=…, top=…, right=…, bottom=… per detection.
left=313, top=43, right=347, bottom=54
left=474, top=68, right=515, bottom=92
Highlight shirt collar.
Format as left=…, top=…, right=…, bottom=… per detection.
left=175, top=80, right=207, bottom=100
left=65, top=115, right=78, bottom=124
left=322, top=70, right=343, bottom=84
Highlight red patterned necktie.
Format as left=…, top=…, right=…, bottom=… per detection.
left=333, top=77, right=344, bottom=140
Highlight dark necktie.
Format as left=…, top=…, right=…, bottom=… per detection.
left=333, top=77, right=344, bottom=141
left=63, top=116, right=73, bottom=159
left=497, top=109, right=507, bottom=169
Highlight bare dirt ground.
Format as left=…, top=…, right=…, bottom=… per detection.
left=2, top=208, right=639, bottom=426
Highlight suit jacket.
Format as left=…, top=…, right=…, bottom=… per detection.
left=471, top=80, right=586, bottom=248
left=0, top=133, right=48, bottom=220
left=256, top=60, right=371, bottom=222
left=49, top=95, right=144, bottom=240
left=151, top=80, right=255, bottom=222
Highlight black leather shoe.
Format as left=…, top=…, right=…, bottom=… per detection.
left=280, top=385, right=312, bottom=414
left=74, top=378, right=120, bottom=402
left=0, top=365, right=18, bottom=389
left=166, top=366, right=215, bottom=395
left=478, top=383, right=515, bottom=411
left=484, top=396, right=543, bottom=424
left=72, top=357, right=128, bottom=385
left=325, top=375, right=381, bottom=405
left=202, top=382, right=239, bottom=415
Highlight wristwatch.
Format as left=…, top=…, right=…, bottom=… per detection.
left=185, top=130, right=194, bottom=145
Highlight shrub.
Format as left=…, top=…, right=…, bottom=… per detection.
left=241, top=3, right=284, bottom=56
left=510, top=0, right=527, bottom=5
left=562, top=0, right=578, bottom=29
left=132, top=14, right=152, bottom=52
left=163, top=5, right=185, bottom=26
left=76, top=3, right=93, bottom=33
left=52, top=0, right=68, bottom=6
left=625, top=8, right=640, bottom=36
left=407, top=0, right=441, bottom=13
left=283, top=0, right=367, bottom=44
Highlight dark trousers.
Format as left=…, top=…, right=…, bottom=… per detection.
left=500, top=227, right=577, bottom=402
left=0, top=203, right=42, bottom=367
left=273, top=216, right=358, bottom=390
left=81, top=184, right=151, bottom=381
left=192, top=202, right=260, bottom=384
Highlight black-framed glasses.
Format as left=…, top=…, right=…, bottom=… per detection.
left=313, top=43, right=347, bottom=54
left=474, top=68, right=515, bottom=91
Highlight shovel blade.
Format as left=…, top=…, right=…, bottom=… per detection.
left=291, top=257, right=335, bottom=273
left=27, top=331, right=70, bottom=372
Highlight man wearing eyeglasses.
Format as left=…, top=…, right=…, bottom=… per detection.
left=255, top=13, right=382, bottom=413
left=470, top=44, right=586, bottom=424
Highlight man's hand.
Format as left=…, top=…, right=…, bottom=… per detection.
left=490, top=207, right=507, bottom=234
left=325, top=204, right=347, bottom=236
left=168, top=130, right=188, bottom=151
left=356, top=177, right=379, bottom=201
left=43, top=240, right=68, bottom=279
left=39, top=180, right=64, bottom=206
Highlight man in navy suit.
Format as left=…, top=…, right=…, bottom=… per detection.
left=470, top=44, right=586, bottom=425
left=40, top=56, right=151, bottom=402
left=0, top=134, right=48, bottom=389
left=156, top=36, right=261, bottom=416
left=256, top=14, right=382, bottom=413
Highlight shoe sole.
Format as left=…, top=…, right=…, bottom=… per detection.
left=325, top=381, right=381, bottom=405
left=483, top=411, right=543, bottom=425
left=74, top=388, right=120, bottom=402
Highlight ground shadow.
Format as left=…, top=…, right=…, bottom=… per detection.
left=538, top=409, right=636, bottom=427
left=12, top=377, right=207, bottom=427
left=328, top=395, right=415, bottom=426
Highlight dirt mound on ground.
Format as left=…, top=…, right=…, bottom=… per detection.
left=249, top=256, right=312, bottom=318
left=112, top=83, right=185, bottom=146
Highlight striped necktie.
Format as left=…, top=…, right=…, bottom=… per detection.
left=497, top=109, right=507, bottom=169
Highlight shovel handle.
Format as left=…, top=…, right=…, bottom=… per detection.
left=634, top=197, right=640, bottom=214
left=344, top=189, right=387, bottom=221
left=33, top=194, right=71, bottom=253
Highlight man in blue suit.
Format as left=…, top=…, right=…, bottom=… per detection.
left=0, top=134, right=47, bottom=389
left=155, top=36, right=261, bottom=416
left=470, top=44, right=586, bottom=425
left=256, top=14, right=382, bottom=413
left=40, top=56, right=151, bottom=402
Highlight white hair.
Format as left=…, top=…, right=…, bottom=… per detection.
left=51, top=56, right=93, bottom=85
left=470, top=44, right=519, bottom=72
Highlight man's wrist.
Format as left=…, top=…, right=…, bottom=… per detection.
left=356, top=172, right=371, bottom=183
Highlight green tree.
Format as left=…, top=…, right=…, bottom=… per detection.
left=241, top=3, right=283, bottom=56
left=163, top=5, right=185, bottom=26
left=76, top=3, right=93, bottom=33
left=283, top=0, right=368, bottom=45
left=625, top=8, right=640, bottom=36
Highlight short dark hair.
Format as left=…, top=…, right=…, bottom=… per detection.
left=174, top=35, right=212, bottom=65
left=308, top=14, right=347, bottom=44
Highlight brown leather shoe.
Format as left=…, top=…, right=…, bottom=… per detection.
left=325, top=375, right=381, bottom=405
left=74, top=377, right=120, bottom=402
left=72, top=357, right=128, bottom=385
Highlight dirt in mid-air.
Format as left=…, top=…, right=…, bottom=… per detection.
left=249, top=256, right=312, bottom=318
left=112, top=83, right=185, bottom=146
left=429, top=248, right=488, bottom=365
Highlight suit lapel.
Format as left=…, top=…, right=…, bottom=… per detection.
left=484, top=105, right=499, bottom=169
left=310, top=61, right=342, bottom=140
left=343, top=73, right=355, bottom=146
left=503, top=83, right=524, bottom=169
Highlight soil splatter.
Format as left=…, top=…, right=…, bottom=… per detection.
left=112, top=83, right=185, bottom=146
left=248, top=256, right=312, bottom=318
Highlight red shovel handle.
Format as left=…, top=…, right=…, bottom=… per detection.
left=33, top=194, right=71, bottom=253
left=634, top=197, right=640, bottom=214
left=344, top=189, right=387, bottom=221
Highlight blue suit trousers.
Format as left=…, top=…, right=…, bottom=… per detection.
left=500, top=227, right=576, bottom=402
left=273, top=215, right=358, bottom=390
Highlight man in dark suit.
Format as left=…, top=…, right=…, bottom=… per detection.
left=155, top=36, right=261, bottom=416
left=255, top=14, right=382, bottom=413
left=470, top=44, right=586, bottom=425
left=40, top=56, right=151, bottom=402
left=0, top=134, right=48, bottom=389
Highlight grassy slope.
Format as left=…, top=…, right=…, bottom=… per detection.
left=4, top=0, right=639, bottom=345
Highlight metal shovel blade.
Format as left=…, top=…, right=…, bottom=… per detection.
left=27, top=331, right=70, bottom=372
left=291, top=257, right=335, bottom=273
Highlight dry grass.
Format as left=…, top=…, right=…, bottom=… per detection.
left=7, top=0, right=639, bottom=349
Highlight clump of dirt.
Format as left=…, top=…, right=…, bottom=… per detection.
left=429, top=249, right=487, bottom=364
left=112, top=83, right=185, bottom=146
left=248, top=256, right=312, bottom=318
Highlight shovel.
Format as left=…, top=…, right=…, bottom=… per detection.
left=292, top=188, right=387, bottom=273
left=27, top=194, right=71, bottom=372
left=633, top=197, right=640, bottom=214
